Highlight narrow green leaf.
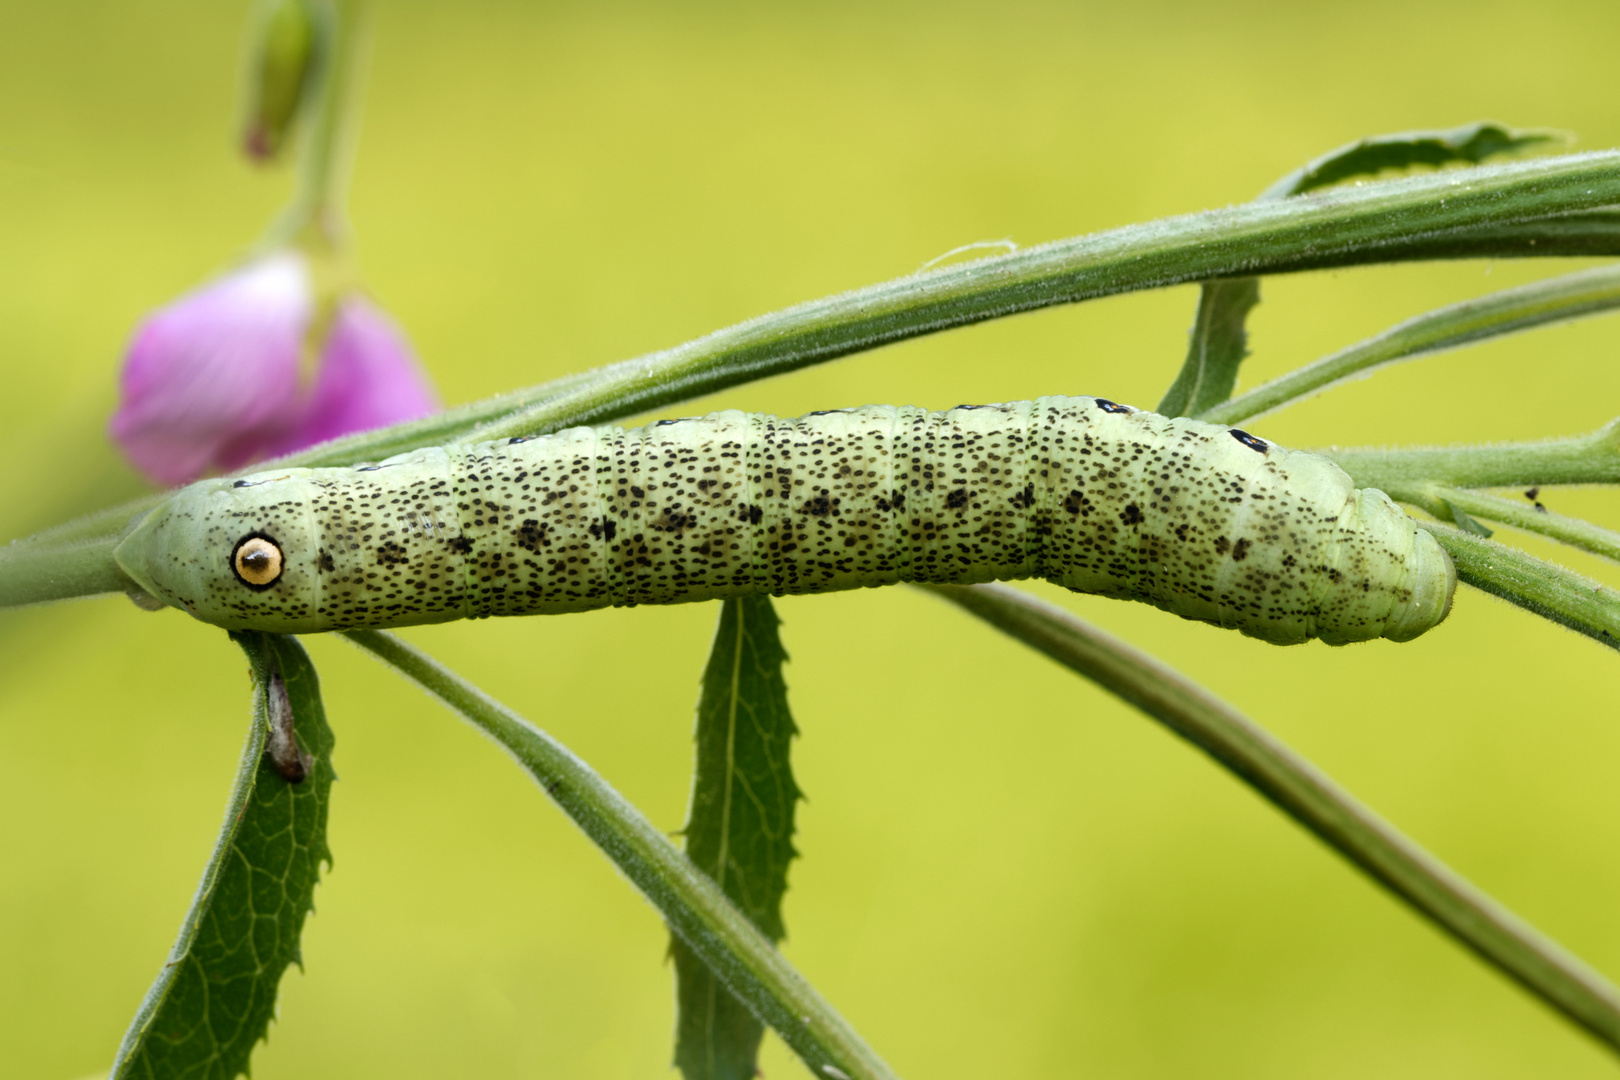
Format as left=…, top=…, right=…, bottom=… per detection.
left=1162, top=122, right=1554, bottom=418
left=1443, top=500, right=1495, bottom=537
left=673, top=596, right=801, bottom=1080
left=1431, top=486, right=1620, bottom=565
left=1261, top=121, right=1561, bottom=200
left=112, top=632, right=335, bottom=1080
left=926, top=582, right=1620, bottom=1051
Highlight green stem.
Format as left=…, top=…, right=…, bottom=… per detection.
left=1407, top=210, right=1620, bottom=259
left=262, top=152, right=1620, bottom=465
left=444, top=153, right=1620, bottom=449
left=1325, top=421, right=1620, bottom=492
left=1202, top=265, right=1620, bottom=426
left=1420, top=523, right=1620, bottom=652
left=0, top=536, right=132, bottom=607
left=0, top=496, right=165, bottom=552
left=261, top=0, right=368, bottom=251
left=926, top=582, right=1620, bottom=1050
left=342, top=629, right=898, bottom=1080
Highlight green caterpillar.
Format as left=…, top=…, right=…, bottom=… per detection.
left=113, top=395, right=1456, bottom=645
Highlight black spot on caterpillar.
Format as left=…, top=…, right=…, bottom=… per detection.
left=113, top=396, right=1455, bottom=645
left=1229, top=429, right=1269, bottom=453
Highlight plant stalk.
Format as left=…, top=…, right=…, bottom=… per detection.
left=0, top=536, right=132, bottom=607
left=1326, top=422, right=1620, bottom=492
left=1203, top=265, right=1620, bottom=426
left=927, top=582, right=1620, bottom=1051
left=1421, top=523, right=1620, bottom=652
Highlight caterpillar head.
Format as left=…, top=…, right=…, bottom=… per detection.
left=114, top=469, right=325, bottom=632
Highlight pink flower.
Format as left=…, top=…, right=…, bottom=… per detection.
left=110, top=252, right=437, bottom=486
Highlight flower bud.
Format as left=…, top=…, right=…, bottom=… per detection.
left=242, top=0, right=322, bottom=163
left=109, top=251, right=438, bottom=486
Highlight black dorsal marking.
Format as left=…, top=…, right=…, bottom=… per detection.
left=1229, top=429, right=1269, bottom=453
left=1093, top=398, right=1133, bottom=414
left=508, top=436, right=534, bottom=445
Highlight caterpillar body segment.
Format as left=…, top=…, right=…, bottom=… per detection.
left=113, top=396, right=1456, bottom=644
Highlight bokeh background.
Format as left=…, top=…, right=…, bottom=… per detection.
left=4, top=1, right=1620, bottom=1077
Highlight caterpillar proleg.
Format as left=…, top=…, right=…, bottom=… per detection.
left=114, top=396, right=1455, bottom=645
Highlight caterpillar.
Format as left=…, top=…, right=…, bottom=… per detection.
left=113, top=395, right=1456, bottom=645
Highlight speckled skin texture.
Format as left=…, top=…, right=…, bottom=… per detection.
left=114, top=396, right=1455, bottom=644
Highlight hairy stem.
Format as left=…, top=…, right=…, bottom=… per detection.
left=1397, top=485, right=1620, bottom=564
left=1420, top=523, right=1620, bottom=652
left=0, top=536, right=132, bottom=607
left=1203, top=265, right=1620, bottom=426
left=927, top=582, right=1620, bottom=1050
left=258, top=151, right=1620, bottom=468
left=1325, top=421, right=1620, bottom=492
left=342, top=629, right=898, bottom=1080
left=425, top=154, right=1620, bottom=450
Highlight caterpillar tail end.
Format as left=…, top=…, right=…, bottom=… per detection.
left=1381, top=528, right=1457, bottom=643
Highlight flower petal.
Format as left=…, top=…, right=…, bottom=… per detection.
left=264, top=296, right=438, bottom=456
left=109, top=252, right=312, bottom=485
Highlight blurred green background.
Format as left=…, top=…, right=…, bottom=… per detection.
left=3, top=1, right=1620, bottom=1076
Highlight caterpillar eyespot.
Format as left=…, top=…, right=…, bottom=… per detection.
left=231, top=534, right=284, bottom=590
left=113, top=396, right=1456, bottom=645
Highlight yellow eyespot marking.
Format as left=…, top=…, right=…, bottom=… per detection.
left=232, top=534, right=284, bottom=589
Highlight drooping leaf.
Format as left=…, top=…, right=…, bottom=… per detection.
left=673, top=595, right=801, bottom=1080
left=111, top=632, right=335, bottom=1080
left=1261, top=120, right=1562, bottom=200
left=1156, top=277, right=1259, bottom=417
left=1160, top=121, right=1559, bottom=419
